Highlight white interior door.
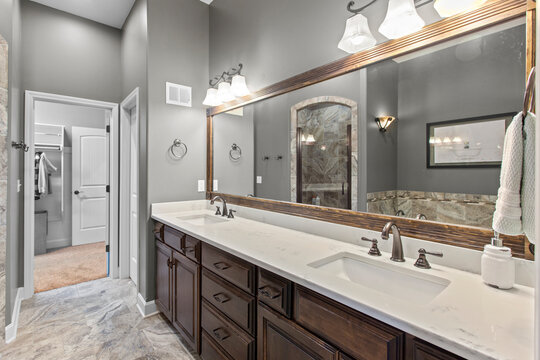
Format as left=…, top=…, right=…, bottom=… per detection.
left=129, top=108, right=138, bottom=284
left=72, top=126, right=108, bottom=246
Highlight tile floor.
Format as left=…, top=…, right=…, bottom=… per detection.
left=0, top=278, right=199, bottom=360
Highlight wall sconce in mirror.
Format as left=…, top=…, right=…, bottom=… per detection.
left=375, top=116, right=396, bottom=132
left=301, top=134, right=316, bottom=144
left=203, top=63, right=251, bottom=106
left=229, top=143, right=242, bottom=161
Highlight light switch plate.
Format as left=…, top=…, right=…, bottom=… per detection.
left=256, top=176, right=262, bottom=184
left=213, top=180, right=219, bottom=191
left=198, top=180, right=205, bottom=192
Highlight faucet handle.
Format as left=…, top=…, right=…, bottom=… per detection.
left=361, top=237, right=382, bottom=256
left=227, top=209, right=236, bottom=219
left=215, top=206, right=221, bottom=216
left=414, top=248, right=443, bottom=269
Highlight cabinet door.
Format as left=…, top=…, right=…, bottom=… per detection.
left=258, top=302, right=339, bottom=360
left=407, top=337, right=465, bottom=360
left=156, top=240, right=172, bottom=321
left=172, top=251, right=201, bottom=353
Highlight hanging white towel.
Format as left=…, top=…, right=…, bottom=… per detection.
left=37, top=153, right=57, bottom=195
left=492, top=111, right=536, bottom=244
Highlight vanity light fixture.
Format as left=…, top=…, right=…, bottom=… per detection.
left=375, top=116, right=396, bottom=132
left=379, top=0, right=425, bottom=39
left=338, top=1, right=377, bottom=54
left=203, top=63, right=251, bottom=106
left=434, top=0, right=488, bottom=18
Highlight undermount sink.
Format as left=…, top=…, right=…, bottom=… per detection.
left=309, top=253, right=450, bottom=305
left=176, top=214, right=228, bottom=226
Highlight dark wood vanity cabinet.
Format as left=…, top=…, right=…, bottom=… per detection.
left=155, top=223, right=466, bottom=360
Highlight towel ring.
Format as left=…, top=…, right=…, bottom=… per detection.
left=229, top=143, right=242, bottom=161
left=170, top=139, right=188, bottom=159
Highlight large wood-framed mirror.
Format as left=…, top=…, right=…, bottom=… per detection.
left=206, top=0, right=536, bottom=259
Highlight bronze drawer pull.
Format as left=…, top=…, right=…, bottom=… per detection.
left=212, top=292, right=230, bottom=304
left=166, top=259, right=173, bottom=268
left=213, top=262, right=231, bottom=271
left=183, top=246, right=196, bottom=253
left=212, top=327, right=230, bottom=341
left=258, top=285, right=281, bottom=299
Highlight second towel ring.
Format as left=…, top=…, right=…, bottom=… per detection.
left=229, top=143, right=242, bottom=161
left=170, top=139, right=188, bottom=159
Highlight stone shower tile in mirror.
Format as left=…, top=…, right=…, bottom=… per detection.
left=211, top=18, right=526, bottom=229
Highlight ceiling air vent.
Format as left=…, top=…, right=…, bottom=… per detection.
left=166, top=82, right=192, bottom=107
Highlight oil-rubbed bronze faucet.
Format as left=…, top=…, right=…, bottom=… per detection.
left=381, top=222, right=405, bottom=262
left=210, top=196, right=228, bottom=217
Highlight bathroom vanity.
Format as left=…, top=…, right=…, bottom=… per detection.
left=152, top=202, right=534, bottom=360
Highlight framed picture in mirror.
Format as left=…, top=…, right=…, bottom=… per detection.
left=426, top=113, right=514, bottom=168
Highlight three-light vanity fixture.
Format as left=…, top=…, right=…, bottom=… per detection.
left=203, top=63, right=251, bottom=106
left=339, top=0, right=488, bottom=54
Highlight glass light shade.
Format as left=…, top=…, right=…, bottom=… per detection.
left=378, top=0, right=425, bottom=40
left=231, top=75, right=250, bottom=97
left=305, top=135, right=316, bottom=144
left=338, top=14, right=377, bottom=54
left=202, top=88, right=222, bottom=107
left=434, top=0, right=488, bottom=17
left=375, top=116, right=396, bottom=132
left=217, top=82, right=236, bottom=102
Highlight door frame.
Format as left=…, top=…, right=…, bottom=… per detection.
left=119, top=88, right=139, bottom=283
left=23, top=91, right=119, bottom=299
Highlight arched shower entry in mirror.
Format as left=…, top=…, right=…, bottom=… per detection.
left=290, top=96, right=358, bottom=211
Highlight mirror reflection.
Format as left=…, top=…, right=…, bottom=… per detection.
left=212, top=19, right=526, bottom=229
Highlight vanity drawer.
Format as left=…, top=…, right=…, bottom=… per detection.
left=408, top=338, right=465, bottom=360
left=294, top=285, right=404, bottom=360
left=201, top=330, right=234, bottom=360
left=258, top=268, right=292, bottom=318
left=183, top=235, right=201, bottom=263
left=202, top=243, right=256, bottom=295
left=202, top=269, right=256, bottom=335
left=164, top=226, right=185, bottom=252
left=201, top=299, right=255, bottom=360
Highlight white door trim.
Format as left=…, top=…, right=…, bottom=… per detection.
left=119, top=88, right=139, bottom=283
left=23, top=91, right=119, bottom=299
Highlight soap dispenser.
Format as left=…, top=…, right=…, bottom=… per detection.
left=481, top=232, right=515, bottom=290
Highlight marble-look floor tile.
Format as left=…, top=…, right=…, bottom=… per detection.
left=0, top=278, right=199, bottom=360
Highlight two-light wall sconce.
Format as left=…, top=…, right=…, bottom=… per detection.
left=375, top=116, right=396, bottom=132
left=339, top=0, right=488, bottom=54
left=203, top=63, right=251, bottom=106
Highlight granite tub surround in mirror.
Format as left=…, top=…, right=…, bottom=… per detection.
left=290, top=96, right=358, bottom=211
left=367, top=190, right=497, bottom=228
left=0, top=34, right=8, bottom=342
left=0, top=278, right=198, bottom=360
left=152, top=200, right=534, bottom=360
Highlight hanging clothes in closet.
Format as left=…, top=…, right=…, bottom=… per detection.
left=34, top=151, right=57, bottom=199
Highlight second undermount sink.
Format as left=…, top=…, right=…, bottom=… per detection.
left=309, top=253, right=450, bottom=305
left=176, top=214, right=228, bottom=226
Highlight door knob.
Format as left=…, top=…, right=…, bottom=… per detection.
left=74, top=190, right=80, bottom=195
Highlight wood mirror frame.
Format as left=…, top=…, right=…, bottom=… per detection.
left=206, top=0, right=536, bottom=259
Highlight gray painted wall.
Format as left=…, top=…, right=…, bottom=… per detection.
left=366, top=60, right=398, bottom=193
left=396, top=25, right=525, bottom=195
left=20, top=0, right=122, bottom=103
left=121, top=0, right=149, bottom=301
left=144, top=0, right=209, bottom=301
left=209, top=0, right=441, bottom=91
left=213, top=110, right=255, bottom=197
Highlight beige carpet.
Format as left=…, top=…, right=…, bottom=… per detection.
left=34, top=242, right=107, bottom=293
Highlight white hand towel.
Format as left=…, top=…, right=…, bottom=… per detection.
left=521, top=112, right=535, bottom=244
left=493, top=113, right=524, bottom=236
left=492, top=112, right=536, bottom=244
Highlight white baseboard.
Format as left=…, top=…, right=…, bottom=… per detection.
left=5, top=287, right=23, bottom=343
left=46, top=237, right=71, bottom=250
left=137, top=292, right=158, bottom=318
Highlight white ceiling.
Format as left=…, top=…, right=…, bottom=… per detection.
left=30, top=0, right=214, bottom=29
left=29, top=0, right=137, bottom=29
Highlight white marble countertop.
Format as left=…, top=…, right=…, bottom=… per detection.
left=152, top=202, right=534, bottom=360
